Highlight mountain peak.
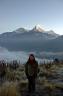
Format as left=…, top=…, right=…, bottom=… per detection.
left=32, top=25, right=45, bottom=32
left=14, top=28, right=28, bottom=33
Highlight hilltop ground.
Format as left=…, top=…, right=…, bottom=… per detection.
left=0, top=61, right=63, bottom=96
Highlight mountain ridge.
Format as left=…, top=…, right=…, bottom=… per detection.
left=0, top=25, right=63, bottom=52
left=0, top=25, right=59, bottom=36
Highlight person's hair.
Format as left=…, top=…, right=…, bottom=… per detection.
left=27, top=54, right=36, bottom=63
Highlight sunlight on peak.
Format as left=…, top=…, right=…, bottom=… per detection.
left=35, top=24, right=43, bottom=29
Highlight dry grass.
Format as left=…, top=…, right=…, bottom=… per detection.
left=0, top=82, right=20, bottom=96
left=0, top=62, right=63, bottom=96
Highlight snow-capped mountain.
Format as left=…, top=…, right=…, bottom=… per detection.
left=11, top=25, right=58, bottom=36
left=13, top=28, right=29, bottom=33
left=0, top=25, right=62, bottom=52
left=31, top=25, right=58, bottom=37
left=32, top=25, right=45, bottom=32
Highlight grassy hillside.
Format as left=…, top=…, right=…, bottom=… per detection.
left=0, top=60, right=63, bottom=96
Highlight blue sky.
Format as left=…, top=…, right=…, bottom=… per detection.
left=0, top=0, right=63, bottom=34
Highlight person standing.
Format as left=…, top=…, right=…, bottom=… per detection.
left=25, top=54, right=38, bottom=93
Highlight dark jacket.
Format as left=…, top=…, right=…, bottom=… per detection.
left=25, top=61, right=38, bottom=78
